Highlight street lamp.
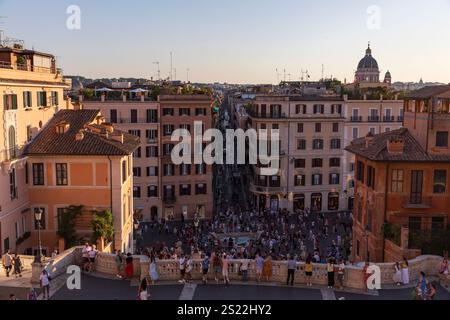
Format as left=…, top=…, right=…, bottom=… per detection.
left=34, top=209, right=43, bottom=263
left=364, top=224, right=370, bottom=262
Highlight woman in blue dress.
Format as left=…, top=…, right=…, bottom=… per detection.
left=149, top=254, right=159, bottom=284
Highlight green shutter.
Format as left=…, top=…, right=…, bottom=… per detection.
left=12, top=95, right=17, bottom=109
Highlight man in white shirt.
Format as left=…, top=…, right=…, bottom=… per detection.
left=178, top=255, right=186, bottom=283
left=2, top=250, right=13, bottom=277
left=240, top=255, right=250, bottom=282
left=40, top=270, right=51, bottom=300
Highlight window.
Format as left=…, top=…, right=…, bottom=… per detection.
left=163, top=164, right=175, bottom=176
left=297, top=139, right=306, bottom=150
left=433, top=170, right=447, bottom=193
left=122, top=161, right=127, bottom=183
left=3, top=94, right=18, bottom=110
left=297, top=123, right=304, bottom=133
left=110, top=109, right=117, bottom=123
left=146, top=166, right=158, bottom=177
left=130, top=109, right=138, bottom=123
left=350, top=162, right=355, bottom=172
left=32, top=163, right=44, bottom=185
left=329, top=173, right=340, bottom=185
left=37, top=92, right=47, bottom=107
left=55, top=163, right=68, bottom=186
left=352, top=128, right=359, bottom=139
left=180, top=164, right=191, bottom=176
left=312, top=139, right=324, bottom=150
left=332, top=123, right=339, bottom=132
left=9, top=168, right=17, bottom=199
left=356, top=240, right=360, bottom=257
left=133, top=167, right=142, bottom=177
left=328, top=192, right=339, bottom=211
left=34, top=208, right=46, bottom=230
left=195, top=183, right=207, bottom=195
left=311, top=193, right=322, bottom=211
left=146, top=109, right=158, bottom=123
left=179, top=184, right=191, bottom=196
left=163, top=144, right=174, bottom=156
left=196, top=108, right=206, bottom=116
left=146, top=129, right=158, bottom=142
left=23, top=91, right=32, bottom=108
left=315, top=123, right=321, bottom=133
left=296, top=104, right=306, bottom=114
left=163, top=185, right=175, bottom=199
left=356, top=161, right=365, bottom=183
left=312, top=158, right=323, bottom=168
left=163, top=124, right=174, bottom=136
left=432, top=217, right=445, bottom=231
left=294, top=159, right=306, bottom=168
left=196, top=163, right=207, bottom=175
left=366, top=166, right=375, bottom=189
left=26, top=125, right=33, bottom=142
left=163, top=108, right=174, bottom=116
left=436, top=131, right=448, bottom=147
left=272, top=123, right=279, bottom=130
left=179, top=108, right=191, bottom=116
left=269, top=176, right=280, bottom=187
left=391, top=169, right=404, bottom=192
left=147, top=185, right=158, bottom=197
left=312, top=174, right=322, bottom=186
left=260, top=124, right=267, bottom=130
left=410, top=170, right=424, bottom=204
left=179, top=124, right=191, bottom=131
left=329, top=158, right=340, bottom=167
left=133, top=186, right=141, bottom=198
left=331, top=104, right=342, bottom=114
left=295, top=174, right=305, bottom=186
left=313, top=104, right=324, bottom=114
left=146, top=146, right=158, bottom=157
left=51, top=91, right=59, bottom=106
left=133, top=147, right=141, bottom=158
left=330, top=138, right=341, bottom=149
left=128, top=130, right=141, bottom=137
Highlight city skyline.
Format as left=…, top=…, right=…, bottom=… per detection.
left=1, top=0, right=450, bottom=84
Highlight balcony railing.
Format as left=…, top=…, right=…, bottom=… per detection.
left=350, top=116, right=362, bottom=122
left=246, top=110, right=287, bottom=119
left=111, top=118, right=158, bottom=124
left=402, top=195, right=432, bottom=209
left=0, top=61, right=57, bottom=74
left=368, top=116, right=380, bottom=122
left=383, top=116, right=395, bottom=122
left=397, top=116, right=404, bottom=122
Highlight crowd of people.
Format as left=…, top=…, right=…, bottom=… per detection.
left=1, top=250, right=23, bottom=278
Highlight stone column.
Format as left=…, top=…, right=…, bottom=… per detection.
left=31, top=262, right=44, bottom=284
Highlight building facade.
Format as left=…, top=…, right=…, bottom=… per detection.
left=346, top=85, right=450, bottom=262
left=0, top=43, right=69, bottom=255
left=82, top=94, right=214, bottom=222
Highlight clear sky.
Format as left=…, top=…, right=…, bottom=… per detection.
left=1, top=0, right=450, bottom=84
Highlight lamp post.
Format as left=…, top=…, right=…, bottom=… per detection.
left=364, top=224, right=370, bottom=262
left=34, top=209, right=43, bottom=263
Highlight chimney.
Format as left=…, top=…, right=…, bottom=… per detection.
left=387, top=136, right=405, bottom=154
left=65, top=96, right=72, bottom=110
left=102, top=123, right=114, bottom=134
left=365, top=132, right=375, bottom=148
left=75, top=130, right=85, bottom=141
left=110, top=132, right=124, bottom=144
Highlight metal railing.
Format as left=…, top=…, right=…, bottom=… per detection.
left=368, top=116, right=380, bottom=122
left=0, top=61, right=57, bottom=74
left=383, top=116, right=395, bottom=122
left=350, top=116, right=362, bottom=122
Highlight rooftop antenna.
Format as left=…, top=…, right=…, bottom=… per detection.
left=275, top=68, right=282, bottom=84
left=321, top=64, right=324, bottom=81
left=174, top=68, right=177, bottom=81
left=153, top=61, right=160, bottom=80
left=283, top=69, right=286, bottom=82
left=186, top=68, right=190, bottom=83
left=170, top=52, right=173, bottom=82
left=287, top=73, right=291, bottom=82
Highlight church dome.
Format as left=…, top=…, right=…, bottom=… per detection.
left=357, top=45, right=379, bottom=70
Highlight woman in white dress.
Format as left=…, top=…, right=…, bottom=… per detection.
left=149, top=254, right=159, bottom=285
left=401, top=257, right=410, bottom=285
left=393, top=262, right=402, bottom=285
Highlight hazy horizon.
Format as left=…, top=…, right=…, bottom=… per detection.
left=1, top=0, right=450, bottom=84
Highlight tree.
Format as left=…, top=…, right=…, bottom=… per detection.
left=91, top=210, right=114, bottom=244
left=57, top=205, right=83, bottom=249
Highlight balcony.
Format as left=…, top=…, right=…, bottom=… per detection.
left=383, top=116, right=395, bottom=122
left=163, top=195, right=176, bottom=204
left=0, top=61, right=59, bottom=74
left=397, top=116, right=404, bottom=122
left=350, top=116, right=362, bottom=122
left=402, top=196, right=432, bottom=209
left=112, top=118, right=158, bottom=124
left=367, top=116, right=380, bottom=122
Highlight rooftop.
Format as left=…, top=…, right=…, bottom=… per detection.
left=345, top=128, right=450, bottom=162
left=405, top=85, right=450, bottom=100
left=24, top=109, right=140, bottom=156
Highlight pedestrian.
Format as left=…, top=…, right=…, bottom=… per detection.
left=2, top=250, right=13, bottom=277
left=212, top=252, right=221, bottom=284
left=426, top=282, right=437, bottom=300
left=185, top=255, right=193, bottom=283
left=327, top=258, right=335, bottom=289
left=255, top=254, right=264, bottom=283
left=9, top=294, right=17, bottom=300
left=201, top=254, right=210, bottom=284
left=81, top=243, right=92, bottom=272
left=393, top=262, right=402, bottom=286
left=286, top=255, right=296, bottom=286
left=40, top=269, right=51, bottom=300
left=88, top=245, right=97, bottom=273
left=419, top=271, right=429, bottom=300
left=138, top=278, right=149, bottom=300
left=363, top=261, right=370, bottom=292
left=178, top=254, right=186, bottom=284
left=125, top=253, right=134, bottom=279
left=222, top=253, right=230, bottom=285
left=337, top=259, right=345, bottom=289
left=304, top=255, right=313, bottom=287
left=149, top=254, right=159, bottom=284
left=240, top=254, right=249, bottom=282
left=262, top=256, right=273, bottom=282
left=13, top=253, right=22, bottom=278
left=115, top=250, right=124, bottom=279
left=27, top=288, right=37, bottom=300
left=401, top=257, right=410, bottom=285
left=439, top=258, right=448, bottom=288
